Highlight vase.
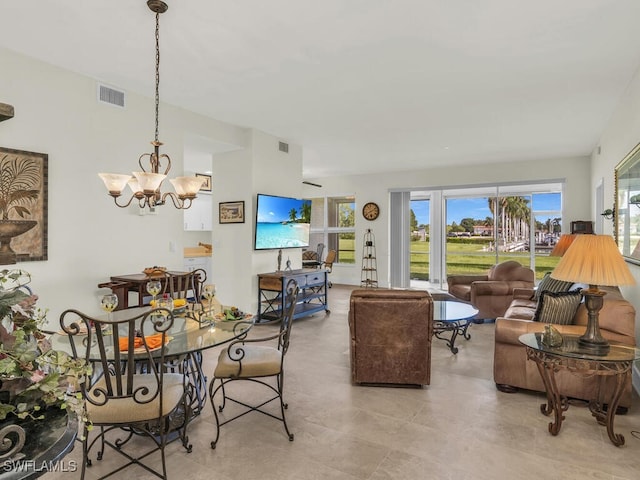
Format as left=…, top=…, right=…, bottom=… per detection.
left=0, top=220, right=37, bottom=265
left=0, top=406, right=69, bottom=462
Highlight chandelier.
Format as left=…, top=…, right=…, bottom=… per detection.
left=99, top=0, right=204, bottom=210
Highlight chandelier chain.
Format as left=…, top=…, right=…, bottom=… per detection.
left=154, top=12, right=160, bottom=143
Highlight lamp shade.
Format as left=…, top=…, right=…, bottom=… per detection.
left=99, top=173, right=132, bottom=195
left=170, top=176, right=205, bottom=197
left=549, top=234, right=577, bottom=257
left=133, top=171, right=166, bottom=193
left=551, top=234, right=635, bottom=286
left=127, top=177, right=142, bottom=194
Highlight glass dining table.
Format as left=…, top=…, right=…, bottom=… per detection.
left=50, top=305, right=253, bottom=420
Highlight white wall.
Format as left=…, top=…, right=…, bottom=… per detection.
left=303, top=156, right=592, bottom=287
left=0, top=47, right=300, bottom=326
left=208, top=130, right=304, bottom=314
left=210, top=147, right=253, bottom=311
left=591, top=62, right=640, bottom=390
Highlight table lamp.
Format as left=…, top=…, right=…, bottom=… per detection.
left=550, top=234, right=635, bottom=355
left=549, top=234, right=577, bottom=257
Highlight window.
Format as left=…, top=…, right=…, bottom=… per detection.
left=309, top=196, right=356, bottom=264
left=409, top=198, right=430, bottom=281
left=396, top=182, right=564, bottom=289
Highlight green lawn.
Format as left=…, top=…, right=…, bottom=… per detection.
left=337, top=238, right=557, bottom=280
left=337, top=238, right=356, bottom=264
left=410, top=240, right=559, bottom=280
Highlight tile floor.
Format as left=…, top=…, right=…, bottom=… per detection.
left=45, top=284, right=640, bottom=479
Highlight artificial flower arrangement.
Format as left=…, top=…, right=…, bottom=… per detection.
left=0, top=269, right=92, bottom=427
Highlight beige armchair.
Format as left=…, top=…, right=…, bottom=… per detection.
left=447, top=260, right=535, bottom=320
left=348, top=289, right=433, bottom=386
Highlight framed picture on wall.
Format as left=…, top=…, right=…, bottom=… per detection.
left=615, top=141, right=640, bottom=264
left=0, top=147, right=48, bottom=265
left=196, top=173, right=212, bottom=192
left=219, top=201, right=245, bottom=224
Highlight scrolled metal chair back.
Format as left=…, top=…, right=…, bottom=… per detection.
left=168, top=269, right=206, bottom=304
left=278, top=279, right=299, bottom=356
left=59, top=307, right=174, bottom=410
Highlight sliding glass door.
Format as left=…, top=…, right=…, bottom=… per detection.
left=397, top=182, right=564, bottom=290
left=445, top=194, right=497, bottom=278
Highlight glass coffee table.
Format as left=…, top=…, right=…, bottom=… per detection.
left=433, top=300, right=479, bottom=354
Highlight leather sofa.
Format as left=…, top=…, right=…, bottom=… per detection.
left=447, top=261, right=535, bottom=320
left=348, top=289, right=433, bottom=386
left=494, top=286, right=636, bottom=407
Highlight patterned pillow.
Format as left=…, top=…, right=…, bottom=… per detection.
left=533, top=290, right=582, bottom=325
left=534, top=272, right=574, bottom=300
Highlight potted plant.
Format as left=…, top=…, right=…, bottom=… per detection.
left=0, top=269, right=92, bottom=459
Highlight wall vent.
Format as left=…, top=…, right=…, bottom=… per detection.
left=97, top=84, right=126, bottom=108
left=302, top=181, right=322, bottom=188
left=279, top=141, right=289, bottom=153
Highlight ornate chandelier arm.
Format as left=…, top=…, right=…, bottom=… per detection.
left=111, top=194, right=140, bottom=209
left=161, top=192, right=193, bottom=210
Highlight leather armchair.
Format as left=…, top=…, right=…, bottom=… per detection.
left=447, top=260, right=534, bottom=319
left=348, top=289, right=433, bottom=386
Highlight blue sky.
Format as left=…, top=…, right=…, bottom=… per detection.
left=256, top=194, right=308, bottom=223
left=411, top=193, right=561, bottom=225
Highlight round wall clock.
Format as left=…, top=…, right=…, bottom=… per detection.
left=362, top=202, right=380, bottom=221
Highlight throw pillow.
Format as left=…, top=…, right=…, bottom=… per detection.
left=533, top=290, right=582, bottom=325
left=534, top=272, right=574, bottom=300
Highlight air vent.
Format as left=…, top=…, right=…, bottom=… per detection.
left=97, top=84, right=125, bottom=108
left=302, top=181, right=322, bottom=188
left=279, top=141, right=289, bottom=153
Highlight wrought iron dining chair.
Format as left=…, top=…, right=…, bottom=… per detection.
left=208, top=279, right=299, bottom=448
left=60, top=307, right=190, bottom=480
left=167, top=269, right=206, bottom=304
left=323, top=249, right=337, bottom=287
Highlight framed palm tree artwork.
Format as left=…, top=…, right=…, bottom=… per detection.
left=0, top=147, right=48, bottom=265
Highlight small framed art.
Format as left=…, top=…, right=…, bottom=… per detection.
left=196, top=173, right=212, bottom=192
left=219, top=201, right=245, bottom=224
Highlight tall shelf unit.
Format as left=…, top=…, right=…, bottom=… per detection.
left=361, top=229, right=378, bottom=288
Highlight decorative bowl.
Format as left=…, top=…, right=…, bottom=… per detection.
left=143, top=266, right=167, bottom=276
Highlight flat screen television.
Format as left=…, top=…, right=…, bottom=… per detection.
left=254, top=193, right=311, bottom=250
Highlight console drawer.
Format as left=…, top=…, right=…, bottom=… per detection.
left=291, top=274, right=307, bottom=288
left=259, top=276, right=282, bottom=291
left=305, top=273, right=324, bottom=286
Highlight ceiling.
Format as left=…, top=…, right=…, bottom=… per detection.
left=3, top=1, right=640, bottom=178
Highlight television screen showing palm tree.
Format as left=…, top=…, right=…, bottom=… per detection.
left=254, top=194, right=311, bottom=250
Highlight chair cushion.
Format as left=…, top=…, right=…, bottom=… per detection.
left=215, top=345, right=282, bottom=378
left=488, top=261, right=533, bottom=282
left=534, top=272, right=574, bottom=300
left=87, top=373, right=185, bottom=424
left=448, top=284, right=471, bottom=302
left=503, top=297, right=538, bottom=320
left=533, top=290, right=582, bottom=325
